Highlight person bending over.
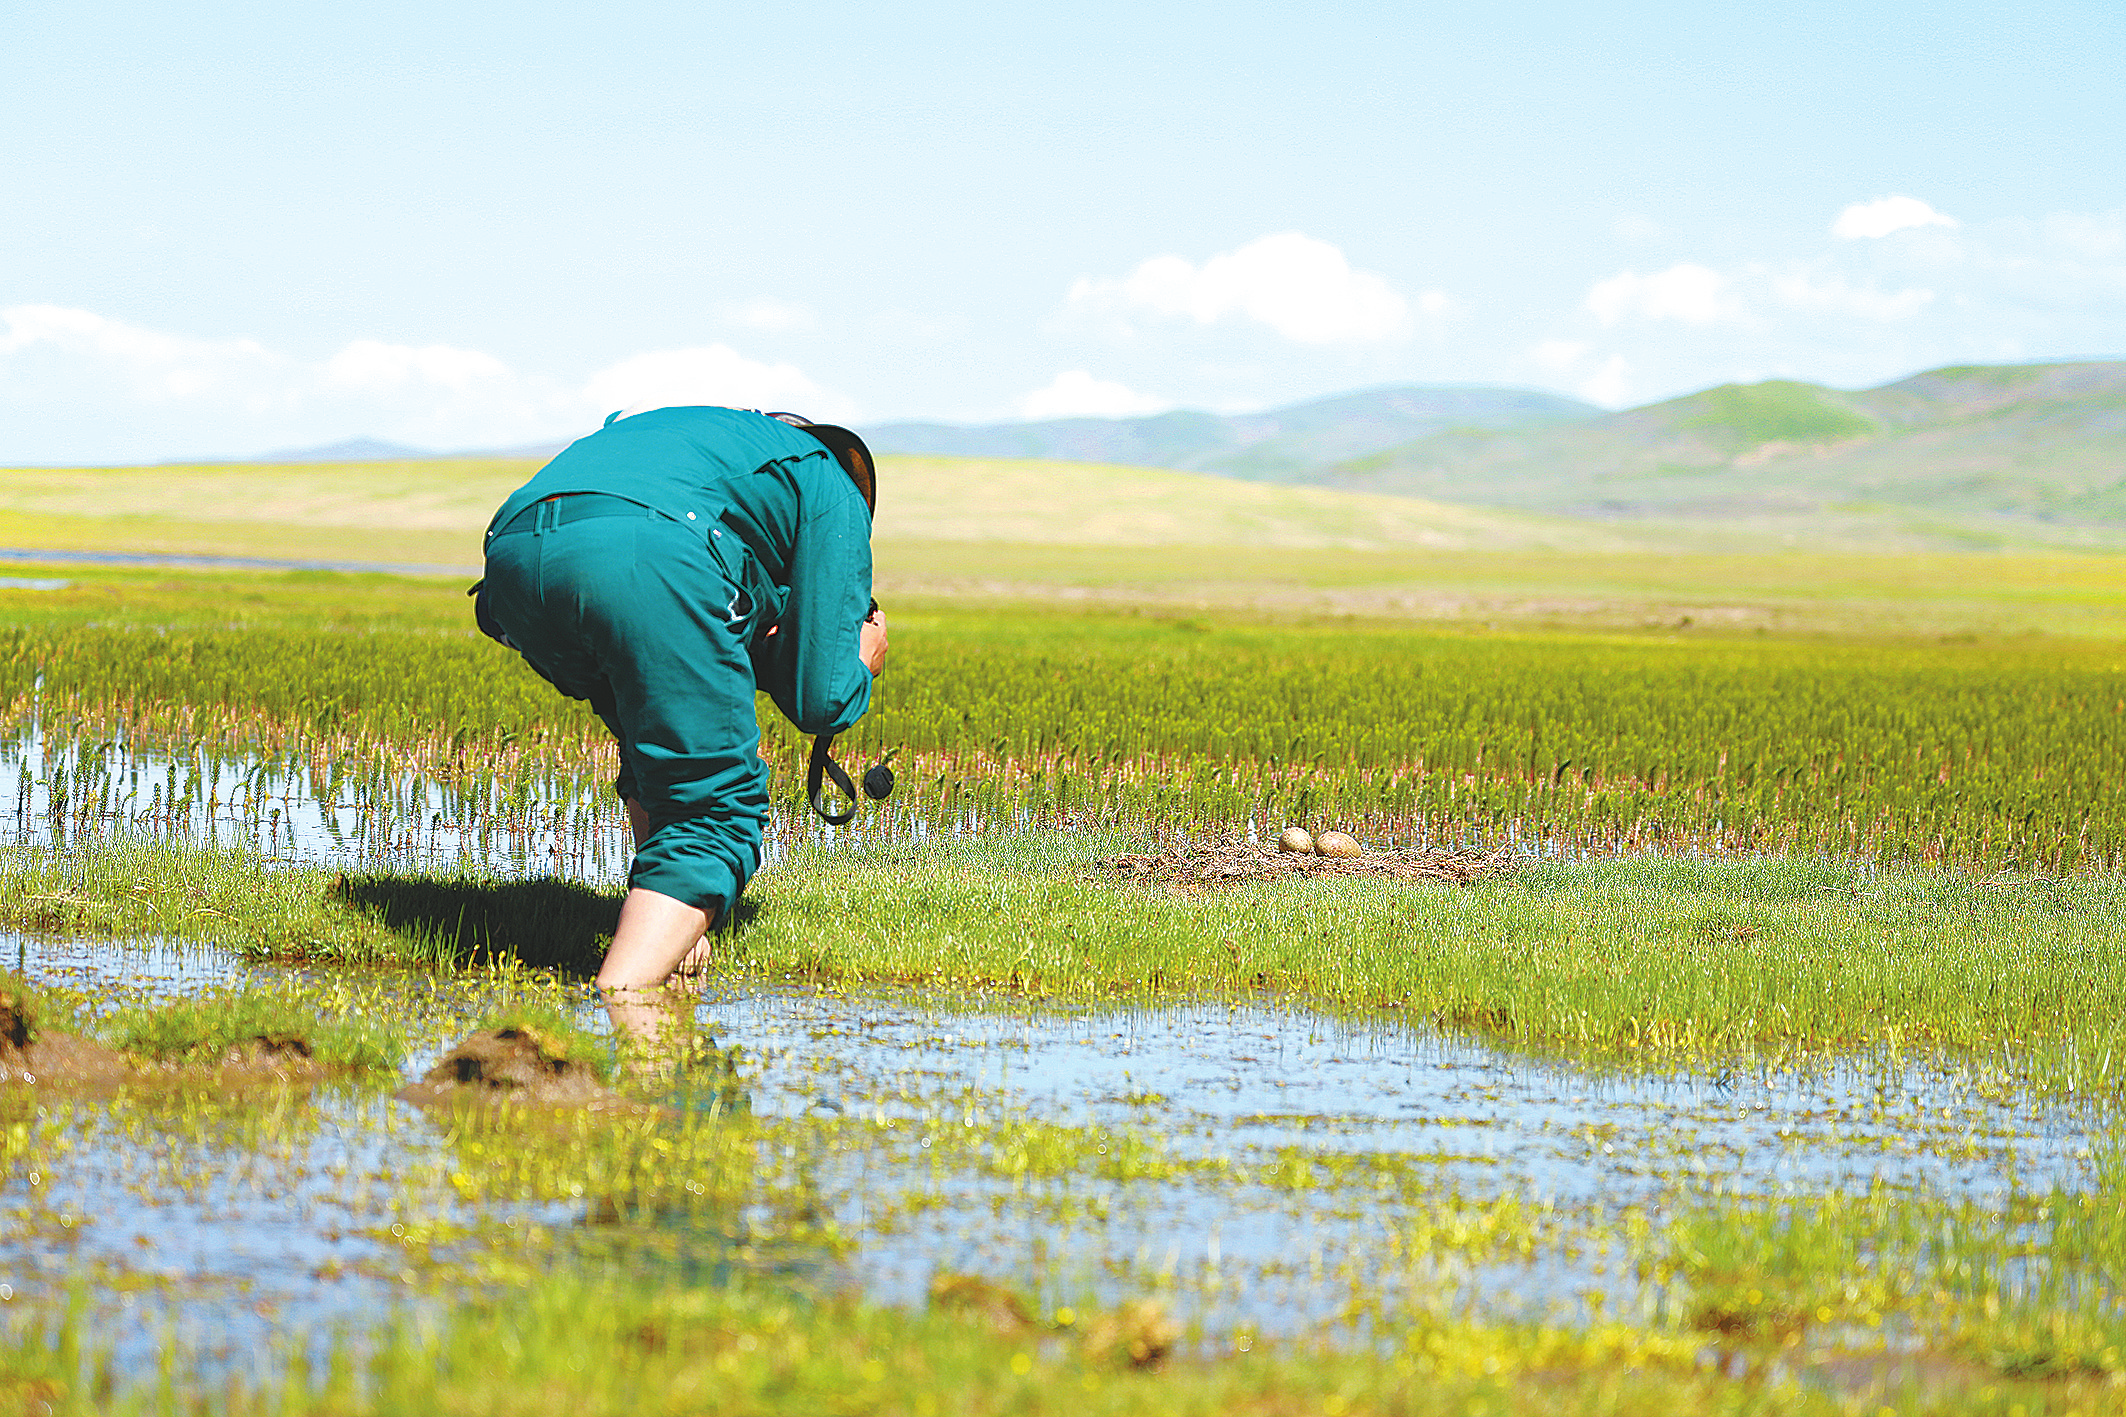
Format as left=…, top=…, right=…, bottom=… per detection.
left=478, top=404, right=887, bottom=1044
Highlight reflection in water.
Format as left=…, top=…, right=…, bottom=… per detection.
left=1, top=717, right=632, bottom=882
left=0, top=722, right=1038, bottom=885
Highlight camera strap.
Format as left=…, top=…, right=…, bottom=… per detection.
left=807, top=734, right=860, bottom=825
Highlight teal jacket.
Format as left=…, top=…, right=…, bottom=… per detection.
left=485, top=406, right=874, bottom=735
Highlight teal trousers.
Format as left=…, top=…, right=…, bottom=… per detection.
left=484, top=504, right=768, bottom=919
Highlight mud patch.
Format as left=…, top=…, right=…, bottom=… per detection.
left=398, top=1026, right=631, bottom=1112
left=1096, top=838, right=1516, bottom=887
left=0, top=988, right=131, bottom=1088
left=929, top=1272, right=1036, bottom=1333
left=184, top=1036, right=345, bottom=1086
left=0, top=1031, right=134, bottom=1088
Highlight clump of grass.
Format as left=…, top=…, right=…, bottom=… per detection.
left=1657, top=1170, right=2126, bottom=1382
left=103, top=988, right=405, bottom=1074
left=466, top=1003, right=613, bottom=1084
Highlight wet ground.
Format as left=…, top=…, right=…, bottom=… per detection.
left=2, top=927, right=2106, bottom=1385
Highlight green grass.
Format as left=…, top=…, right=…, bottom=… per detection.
left=1677, top=380, right=1881, bottom=445
left=100, top=986, right=405, bottom=1073
left=0, top=970, right=74, bottom=1043
left=19, top=538, right=2126, bottom=634
left=0, top=1267, right=1884, bottom=1417
left=739, top=835, right=2126, bottom=1093
left=0, top=565, right=478, bottom=631
left=11, top=834, right=2126, bottom=1100
left=6, top=1159, right=2124, bottom=1415
left=12, top=476, right=2126, bottom=636
left=0, top=839, right=418, bottom=961
left=1659, top=1167, right=2126, bottom=1380
left=8, top=521, right=2126, bottom=1411
left=6, top=577, right=2124, bottom=868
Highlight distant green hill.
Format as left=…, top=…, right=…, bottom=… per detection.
left=1315, top=362, right=2126, bottom=548
left=861, top=384, right=1598, bottom=480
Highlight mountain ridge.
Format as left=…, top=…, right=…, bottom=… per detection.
left=221, top=361, right=2126, bottom=546
left=860, top=384, right=1599, bottom=478
left=1314, top=361, right=2126, bottom=535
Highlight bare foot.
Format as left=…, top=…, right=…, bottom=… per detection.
left=601, top=983, right=697, bottom=1078
left=672, top=935, right=714, bottom=979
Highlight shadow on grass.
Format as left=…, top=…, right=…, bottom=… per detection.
left=330, top=875, right=762, bottom=976
left=333, top=875, right=616, bottom=974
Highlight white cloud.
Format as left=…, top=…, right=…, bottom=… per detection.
left=1067, top=232, right=1412, bottom=344
left=1531, top=339, right=1589, bottom=372
left=1579, top=355, right=1633, bottom=408
left=1585, top=264, right=1737, bottom=326
left=0, top=305, right=850, bottom=459
left=1529, top=339, right=1631, bottom=405
left=325, top=340, right=511, bottom=392
left=0, top=304, right=281, bottom=402
left=1832, top=195, right=1959, bottom=241
left=1015, top=371, right=1169, bottom=420
left=1546, top=203, right=2126, bottom=410
left=726, top=296, right=817, bottom=334
left=1772, top=272, right=1935, bottom=321
left=582, top=344, right=837, bottom=419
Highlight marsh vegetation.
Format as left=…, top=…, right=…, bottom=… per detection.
left=0, top=559, right=2122, bottom=1413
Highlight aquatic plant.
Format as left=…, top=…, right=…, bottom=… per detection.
left=101, top=987, right=405, bottom=1073
left=5, top=600, right=2123, bottom=869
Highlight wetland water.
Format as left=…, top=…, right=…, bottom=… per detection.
left=5, top=927, right=2106, bottom=1382
left=4, top=726, right=2118, bottom=1389
left=0, top=721, right=1066, bottom=881
left=1, top=720, right=633, bottom=882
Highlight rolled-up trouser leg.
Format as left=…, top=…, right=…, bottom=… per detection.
left=483, top=513, right=767, bottom=918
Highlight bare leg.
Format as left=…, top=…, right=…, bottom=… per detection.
left=623, top=797, right=715, bottom=980
left=597, top=885, right=712, bottom=1059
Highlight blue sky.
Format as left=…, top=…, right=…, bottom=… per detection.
left=3, top=0, right=2122, bottom=461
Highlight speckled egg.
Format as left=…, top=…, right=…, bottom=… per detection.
left=1276, top=827, right=1315, bottom=854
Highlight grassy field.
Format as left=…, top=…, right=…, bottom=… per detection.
left=4, top=875, right=2126, bottom=1410
left=10, top=454, right=2126, bottom=637
left=0, top=452, right=1600, bottom=567
left=8, top=835, right=2126, bottom=1100
left=4, top=460, right=2126, bottom=1415
left=3, top=569, right=2121, bottom=868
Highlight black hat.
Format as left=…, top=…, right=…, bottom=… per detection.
left=766, top=412, right=876, bottom=513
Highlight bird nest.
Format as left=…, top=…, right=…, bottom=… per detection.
left=1094, top=838, right=1517, bottom=886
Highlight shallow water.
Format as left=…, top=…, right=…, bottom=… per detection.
left=0, top=719, right=634, bottom=882
left=2, top=929, right=2104, bottom=1381
left=0, top=722, right=1040, bottom=882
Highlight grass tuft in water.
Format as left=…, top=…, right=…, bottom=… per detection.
left=461, top=1002, right=615, bottom=1084
left=101, top=987, right=405, bottom=1073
